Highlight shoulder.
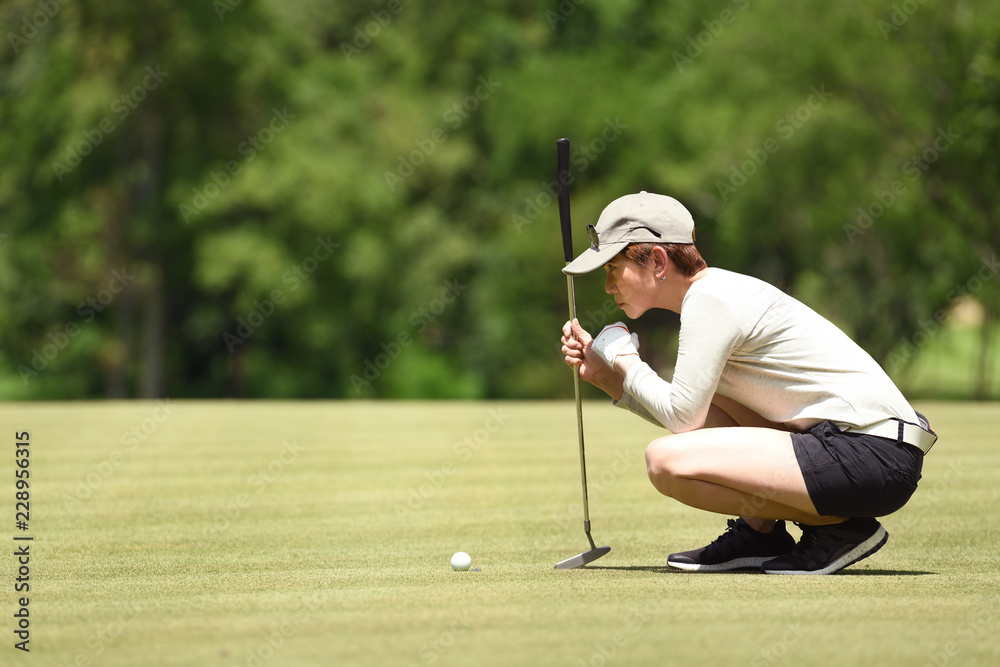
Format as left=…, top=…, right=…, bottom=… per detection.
left=681, top=269, right=790, bottom=335
left=685, top=268, right=778, bottom=305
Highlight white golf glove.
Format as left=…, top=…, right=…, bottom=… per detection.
left=592, top=322, right=640, bottom=367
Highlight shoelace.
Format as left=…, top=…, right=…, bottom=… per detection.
left=707, top=519, right=754, bottom=556
left=791, top=524, right=845, bottom=559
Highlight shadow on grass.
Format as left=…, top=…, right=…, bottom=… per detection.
left=580, top=566, right=935, bottom=576
left=581, top=565, right=684, bottom=573
left=836, top=569, right=935, bottom=576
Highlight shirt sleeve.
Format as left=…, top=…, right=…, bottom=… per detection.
left=611, top=389, right=667, bottom=428
left=623, top=290, right=746, bottom=433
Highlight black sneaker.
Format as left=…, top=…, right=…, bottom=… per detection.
left=668, top=519, right=796, bottom=572
left=761, top=517, right=888, bottom=575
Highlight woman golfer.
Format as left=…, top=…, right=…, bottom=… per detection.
left=560, top=191, right=936, bottom=574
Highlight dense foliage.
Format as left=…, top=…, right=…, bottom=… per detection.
left=1, top=0, right=997, bottom=399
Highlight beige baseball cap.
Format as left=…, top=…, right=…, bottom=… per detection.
left=562, top=191, right=696, bottom=276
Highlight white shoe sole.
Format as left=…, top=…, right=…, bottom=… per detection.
left=668, top=555, right=774, bottom=572
left=762, top=525, right=888, bottom=575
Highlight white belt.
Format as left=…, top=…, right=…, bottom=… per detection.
left=843, top=418, right=937, bottom=454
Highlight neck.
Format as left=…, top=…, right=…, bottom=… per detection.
left=660, top=267, right=709, bottom=313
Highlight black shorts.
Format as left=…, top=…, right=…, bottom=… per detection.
left=791, top=419, right=924, bottom=518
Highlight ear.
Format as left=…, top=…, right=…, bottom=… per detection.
left=649, top=245, right=670, bottom=280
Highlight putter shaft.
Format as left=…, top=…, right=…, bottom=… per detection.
left=566, top=272, right=592, bottom=535
left=555, top=138, right=610, bottom=569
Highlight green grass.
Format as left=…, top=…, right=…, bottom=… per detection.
left=2, top=400, right=999, bottom=666
left=901, top=324, right=1000, bottom=400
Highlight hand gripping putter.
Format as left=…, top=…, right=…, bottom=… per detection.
left=554, top=137, right=611, bottom=569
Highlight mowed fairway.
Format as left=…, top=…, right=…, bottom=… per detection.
left=2, top=400, right=998, bottom=666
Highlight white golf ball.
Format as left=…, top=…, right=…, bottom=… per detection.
left=450, top=551, right=472, bottom=571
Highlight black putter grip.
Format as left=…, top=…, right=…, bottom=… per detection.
left=557, top=138, right=573, bottom=263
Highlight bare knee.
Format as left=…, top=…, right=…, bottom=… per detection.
left=645, top=436, right=681, bottom=497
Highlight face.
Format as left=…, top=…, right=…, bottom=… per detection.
left=603, top=255, right=656, bottom=318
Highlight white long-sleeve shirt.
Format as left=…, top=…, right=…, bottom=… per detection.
left=615, top=268, right=918, bottom=433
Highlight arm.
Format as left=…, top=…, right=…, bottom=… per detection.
left=615, top=293, right=745, bottom=433
left=613, top=388, right=667, bottom=427
left=563, top=320, right=675, bottom=428
left=563, top=314, right=744, bottom=431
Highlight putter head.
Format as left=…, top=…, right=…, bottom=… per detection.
left=554, top=546, right=611, bottom=569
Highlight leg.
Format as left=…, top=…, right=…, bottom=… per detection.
left=701, top=395, right=801, bottom=530
left=645, top=426, right=842, bottom=525
left=658, top=401, right=890, bottom=574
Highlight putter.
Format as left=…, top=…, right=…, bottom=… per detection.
left=554, top=137, right=611, bottom=570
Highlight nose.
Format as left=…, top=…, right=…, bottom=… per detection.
left=605, top=272, right=616, bottom=294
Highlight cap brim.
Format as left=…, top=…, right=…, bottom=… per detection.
left=561, top=242, right=628, bottom=276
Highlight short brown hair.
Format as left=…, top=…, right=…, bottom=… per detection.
left=621, top=243, right=707, bottom=278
